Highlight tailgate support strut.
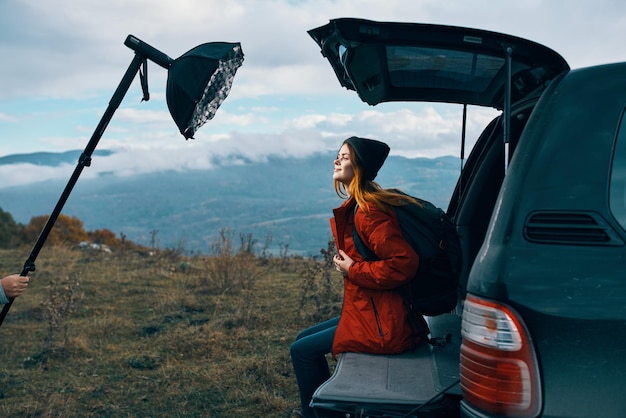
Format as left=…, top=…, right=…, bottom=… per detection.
left=503, top=45, right=513, bottom=173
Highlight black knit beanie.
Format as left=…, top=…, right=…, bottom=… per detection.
left=343, top=136, right=390, bottom=180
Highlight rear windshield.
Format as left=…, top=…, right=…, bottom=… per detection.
left=387, top=46, right=504, bottom=93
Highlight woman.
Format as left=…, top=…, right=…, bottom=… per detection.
left=290, top=136, right=426, bottom=418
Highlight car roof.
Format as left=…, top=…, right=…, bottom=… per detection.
left=308, top=18, right=570, bottom=109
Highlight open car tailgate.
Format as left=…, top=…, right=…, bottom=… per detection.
left=308, top=18, right=569, bottom=108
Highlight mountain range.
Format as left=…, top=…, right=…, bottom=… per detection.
left=0, top=150, right=461, bottom=256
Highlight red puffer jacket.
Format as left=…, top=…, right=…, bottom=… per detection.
left=330, top=197, right=425, bottom=356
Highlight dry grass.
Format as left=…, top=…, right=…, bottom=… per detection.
left=0, top=242, right=342, bottom=417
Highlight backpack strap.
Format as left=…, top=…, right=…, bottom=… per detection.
left=351, top=205, right=378, bottom=261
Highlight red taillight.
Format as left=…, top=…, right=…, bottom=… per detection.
left=460, top=295, right=542, bottom=417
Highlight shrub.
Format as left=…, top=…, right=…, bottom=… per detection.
left=200, top=228, right=267, bottom=292
left=298, top=239, right=342, bottom=321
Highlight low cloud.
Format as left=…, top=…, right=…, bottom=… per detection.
left=0, top=105, right=497, bottom=188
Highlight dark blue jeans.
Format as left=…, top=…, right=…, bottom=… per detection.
left=290, top=316, right=340, bottom=418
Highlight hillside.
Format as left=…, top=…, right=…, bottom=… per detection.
left=0, top=152, right=461, bottom=255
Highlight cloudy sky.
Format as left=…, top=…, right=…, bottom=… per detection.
left=1, top=0, right=625, bottom=187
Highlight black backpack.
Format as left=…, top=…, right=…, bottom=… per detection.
left=352, top=190, right=462, bottom=318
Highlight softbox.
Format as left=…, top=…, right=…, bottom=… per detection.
left=167, top=42, right=244, bottom=139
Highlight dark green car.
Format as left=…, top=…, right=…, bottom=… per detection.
left=308, top=18, right=626, bottom=418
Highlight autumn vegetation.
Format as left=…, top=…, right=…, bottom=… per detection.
left=0, top=207, right=343, bottom=417
left=0, top=207, right=128, bottom=251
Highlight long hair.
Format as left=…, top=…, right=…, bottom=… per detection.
left=334, top=142, right=419, bottom=213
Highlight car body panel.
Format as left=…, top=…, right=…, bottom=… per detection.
left=466, top=62, right=626, bottom=417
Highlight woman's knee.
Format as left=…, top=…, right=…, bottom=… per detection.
left=290, top=337, right=308, bottom=360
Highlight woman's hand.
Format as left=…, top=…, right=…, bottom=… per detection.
left=333, top=249, right=353, bottom=276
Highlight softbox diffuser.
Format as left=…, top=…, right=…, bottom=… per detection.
left=167, top=42, right=244, bottom=139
